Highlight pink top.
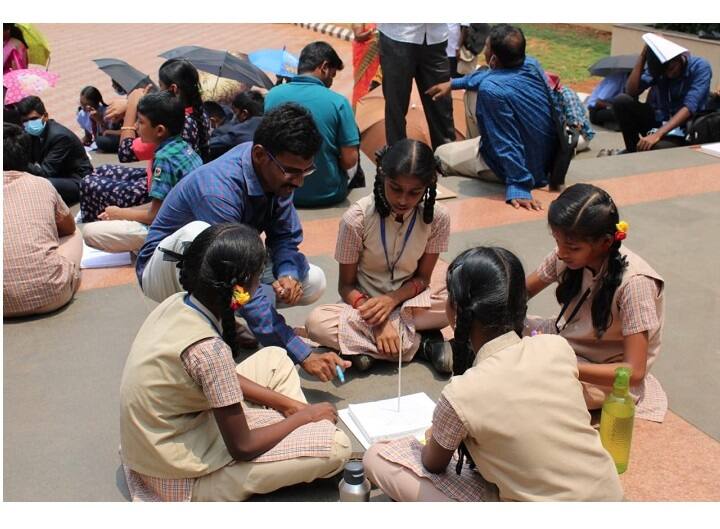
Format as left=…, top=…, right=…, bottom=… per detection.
left=3, top=38, right=28, bottom=73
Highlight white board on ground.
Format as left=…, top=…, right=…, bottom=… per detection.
left=341, top=392, right=436, bottom=448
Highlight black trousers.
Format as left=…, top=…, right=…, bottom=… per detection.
left=379, top=32, right=455, bottom=150
left=95, top=134, right=120, bottom=153
left=612, top=94, right=687, bottom=152
left=47, top=176, right=81, bottom=206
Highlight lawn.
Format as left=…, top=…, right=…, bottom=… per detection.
left=519, top=24, right=612, bottom=92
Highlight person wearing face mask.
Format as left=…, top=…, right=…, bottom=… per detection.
left=612, top=34, right=712, bottom=154
left=426, top=24, right=556, bottom=212
left=16, top=95, right=93, bottom=206
left=207, top=91, right=265, bottom=161
left=264, top=41, right=359, bottom=208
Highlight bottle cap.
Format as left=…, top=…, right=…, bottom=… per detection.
left=343, top=460, right=365, bottom=485
left=614, top=367, right=631, bottom=390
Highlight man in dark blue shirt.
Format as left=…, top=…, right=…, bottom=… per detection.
left=207, top=91, right=265, bottom=161
left=137, top=103, right=350, bottom=382
left=428, top=25, right=555, bottom=211
left=613, top=37, right=712, bottom=153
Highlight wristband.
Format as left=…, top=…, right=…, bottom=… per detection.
left=352, top=294, right=368, bottom=309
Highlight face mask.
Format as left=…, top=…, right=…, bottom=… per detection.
left=24, top=118, right=46, bottom=136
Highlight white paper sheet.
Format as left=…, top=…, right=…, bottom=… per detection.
left=80, top=242, right=132, bottom=269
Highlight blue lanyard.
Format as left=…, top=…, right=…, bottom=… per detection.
left=380, top=210, right=418, bottom=281
left=183, top=295, right=222, bottom=335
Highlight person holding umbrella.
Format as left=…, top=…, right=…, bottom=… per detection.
left=3, top=23, right=28, bottom=73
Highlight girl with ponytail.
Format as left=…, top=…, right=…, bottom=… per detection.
left=526, top=183, right=666, bottom=416
left=362, top=246, right=623, bottom=502
left=120, top=223, right=350, bottom=501
left=305, top=138, right=453, bottom=374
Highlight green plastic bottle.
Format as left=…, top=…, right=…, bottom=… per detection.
left=599, top=367, right=635, bottom=474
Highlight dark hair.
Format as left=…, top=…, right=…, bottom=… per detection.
left=80, top=86, right=107, bottom=109
left=159, top=59, right=210, bottom=162
left=137, top=91, right=185, bottom=137
left=253, top=102, right=321, bottom=158
left=202, top=101, right=227, bottom=121
left=488, top=24, right=526, bottom=68
left=178, top=223, right=266, bottom=360
left=232, top=90, right=264, bottom=117
left=446, top=246, right=527, bottom=475
left=548, top=183, right=628, bottom=338
left=16, top=95, right=46, bottom=117
left=298, top=41, right=344, bottom=73
left=3, top=104, right=22, bottom=126
left=3, top=122, right=31, bottom=171
left=373, top=139, right=439, bottom=224
left=3, top=23, right=28, bottom=49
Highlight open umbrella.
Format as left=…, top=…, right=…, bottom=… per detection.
left=588, top=54, right=639, bottom=77
left=159, top=46, right=273, bottom=89
left=355, top=85, right=467, bottom=161
left=15, top=23, right=51, bottom=67
left=249, top=48, right=298, bottom=78
left=93, top=58, right=153, bottom=94
left=3, top=68, right=59, bottom=104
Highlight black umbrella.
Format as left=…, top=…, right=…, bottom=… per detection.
left=93, top=58, right=153, bottom=93
left=588, top=54, right=639, bottom=77
left=159, top=46, right=273, bottom=89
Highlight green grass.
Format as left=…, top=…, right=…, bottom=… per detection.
left=518, top=24, right=611, bottom=87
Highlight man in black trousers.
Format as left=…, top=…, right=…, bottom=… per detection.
left=377, top=24, right=455, bottom=150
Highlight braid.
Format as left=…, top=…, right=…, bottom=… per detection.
left=591, top=241, right=628, bottom=338
left=451, top=308, right=476, bottom=377
left=191, top=101, right=210, bottom=163
left=455, top=442, right=477, bottom=475
left=555, top=268, right=583, bottom=307
left=423, top=180, right=437, bottom=224
left=220, top=290, right=241, bottom=361
left=373, top=147, right=391, bottom=217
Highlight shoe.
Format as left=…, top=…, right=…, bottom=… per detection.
left=417, top=330, right=453, bottom=375
left=350, top=354, right=375, bottom=372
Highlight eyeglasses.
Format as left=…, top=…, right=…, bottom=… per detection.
left=264, top=149, right=316, bottom=179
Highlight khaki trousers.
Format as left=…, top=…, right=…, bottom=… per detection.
left=191, top=347, right=351, bottom=501
left=362, top=443, right=453, bottom=501
left=80, top=220, right=149, bottom=253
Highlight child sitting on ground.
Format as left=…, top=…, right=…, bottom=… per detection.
left=363, top=246, right=623, bottom=501
left=76, top=85, right=121, bottom=153
left=525, top=183, right=666, bottom=421
left=81, top=91, right=202, bottom=253
left=305, top=139, right=452, bottom=374
left=120, top=223, right=350, bottom=501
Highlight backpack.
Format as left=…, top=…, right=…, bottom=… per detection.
left=685, top=110, right=720, bottom=144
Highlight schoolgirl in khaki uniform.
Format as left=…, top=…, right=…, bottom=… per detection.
left=526, top=183, right=666, bottom=420
left=119, top=224, right=350, bottom=501
left=305, top=139, right=452, bottom=374
left=363, top=247, right=623, bottom=501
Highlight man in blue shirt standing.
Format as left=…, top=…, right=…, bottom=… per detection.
left=427, top=25, right=555, bottom=211
left=136, top=103, right=350, bottom=382
left=265, top=42, right=359, bottom=207
left=612, top=36, right=712, bottom=153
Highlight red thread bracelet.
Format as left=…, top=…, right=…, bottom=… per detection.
left=352, top=295, right=368, bottom=309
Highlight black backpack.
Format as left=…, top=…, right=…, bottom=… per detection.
left=685, top=110, right=720, bottom=144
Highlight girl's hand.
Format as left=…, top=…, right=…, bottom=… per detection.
left=373, top=320, right=401, bottom=358
left=358, top=295, right=396, bottom=326
left=98, top=205, right=121, bottom=221
left=296, top=402, right=338, bottom=424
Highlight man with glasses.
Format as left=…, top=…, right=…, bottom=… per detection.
left=265, top=41, right=359, bottom=207
left=136, top=103, right=350, bottom=382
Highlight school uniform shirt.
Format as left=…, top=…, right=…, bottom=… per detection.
left=377, top=24, right=449, bottom=46
left=333, top=194, right=450, bottom=358
left=3, top=171, right=79, bottom=316
left=120, top=293, right=336, bottom=501
left=147, top=135, right=203, bottom=201
left=378, top=332, right=623, bottom=501
left=264, top=75, right=360, bottom=207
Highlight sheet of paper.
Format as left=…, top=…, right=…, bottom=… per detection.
left=80, top=242, right=132, bottom=269
left=342, top=392, right=436, bottom=446
left=698, top=142, right=720, bottom=158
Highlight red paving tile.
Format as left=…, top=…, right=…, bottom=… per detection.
left=31, top=23, right=353, bottom=134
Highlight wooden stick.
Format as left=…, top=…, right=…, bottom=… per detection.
left=397, top=328, right=403, bottom=412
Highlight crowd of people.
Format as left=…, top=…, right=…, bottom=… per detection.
left=3, top=22, right=716, bottom=502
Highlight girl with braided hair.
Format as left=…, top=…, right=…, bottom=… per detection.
left=363, top=246, right=623, bottom=502
left=305, top=138, right=452, bottom=374
left=526, top=183, right=667, bottom=419
left=120, top=223, right=350, bottom=501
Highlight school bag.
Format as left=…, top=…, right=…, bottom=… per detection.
left=685, top=110, right=720, bottom=144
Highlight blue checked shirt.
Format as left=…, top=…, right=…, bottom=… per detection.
left=137, top=142, right=312, bottom=363
left=452, top=57, right=556, bottom=202
left=148, top=136, right=203, bottom=201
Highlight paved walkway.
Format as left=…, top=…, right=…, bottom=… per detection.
left=4, top=23, right=720, bottom=502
